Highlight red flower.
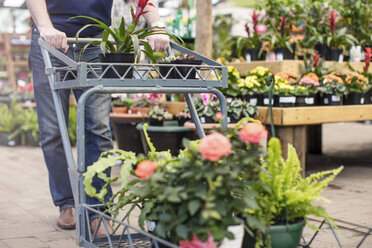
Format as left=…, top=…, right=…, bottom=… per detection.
left=244, top=23, right=250, bottom=38
left=252, top=10, right=260, bottom=33
left=280, top=16, right=287, bottom=37
left=330, top=10, right=336, bottom=35
left=215, top=112, right=223, bottom=121
left=179, top=232, right=216, bottom=248
left=17, top=85, right=24, bottom=93
left=199, top=132, right=231, bottom=162
left=364, top=47, right=371, bottom=75
left=239, top=123, right=268, bottom=144
left=25, top=83, right=33, bottom=93
left=312, top=53, right=320, bottom=68
left=135, top=160, right=158, bottom=180
left=131, top=0, right=154, bottom=26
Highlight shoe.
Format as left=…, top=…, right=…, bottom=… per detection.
left=90, top=218, right=113, bottom=237
left=57, top=207, right=76, bottom=229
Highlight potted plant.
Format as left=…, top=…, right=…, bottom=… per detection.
left=219, top=66, right=243, bottom=99
left=9, top=107, right=40, bottom=146
left=83, top=119, right=269, bottom=247
left=147, top=105, right=173, bottom=126
left=0, top=101, right=22, bottom=146
left=226, top=99, right=258, bottom=123
left=272, top=75, right=296, bottom=107
left=295, top=75, right=320, bottom=106
left=243, top=138, right=343, bottom=248
left=325, top=10, right=357, bottom=61
left=318, top=74, right=347, bottom=105
left=339, top=70, right=368, bottom=105
left=193, top=95, right=220, bottom=123
left=159, top=54, right=203, bottom=80
left=176, top=106, right=191, bottom=127
left=131, top=97, right=152, bottom=115
left=244, top=66, right=272, bottom=106
left=236, top=10, right=266, bottom=61
left=71, top=0, right=180, bottom=78
left=111, top=98, right=133, bottom=114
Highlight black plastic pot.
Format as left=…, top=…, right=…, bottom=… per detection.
left=262, top=95, right=277, bottom=107
left=149, top=118, right=164, bottom=126
left=244, top=94, right=263, bottom=106
left=159, top=59, right=203, bottom=79
left=275, top=43, right=296, bottom=60
left=199, top=115, right=215, bottom=124
left=100, top=52, right=134, bottom=78
left=295, top=94, right=316, bottom=107
left=322, top=94, right=343, bottom=105
left=111, top=120, right=144, bottom=155
left=177, top=117, right=190, bottom=126
left=327, top=48, right=343, bottom=62
left=276, top=95, right=296, bottom=107
left=227, top=115, right=240, bottom=123
left=137, top=121, right=194, bottom=156
left=315, top=43, right=328, bottom=59
left=344, top=92, right=365, bottom=105
left=0, top=132, right=20, bottom=146
left=245, top=48, right=259, bottom=62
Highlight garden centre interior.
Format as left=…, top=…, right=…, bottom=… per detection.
left=0, top=0, right=371, bottom=248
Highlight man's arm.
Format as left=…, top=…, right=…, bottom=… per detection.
left=142, top=0, right=169, bottom=52
left=26, top=0, right=69, bottom=52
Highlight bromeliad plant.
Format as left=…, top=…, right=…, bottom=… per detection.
left=71, top=0, right=180, bottom=62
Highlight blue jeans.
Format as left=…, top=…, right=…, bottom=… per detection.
left=29, top=28, right=113, bottom=214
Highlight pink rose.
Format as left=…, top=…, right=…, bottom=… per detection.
left=135, top=160, right=158, bottom=180
left=26, top=83, right=34, bottom=93
left=180, top=232, right=216, bottom=248
left=199, top=132, right=231, bottom=162
left=239, top=123, right=268, bottom=144
left=215, top=112, right=223, bottom=121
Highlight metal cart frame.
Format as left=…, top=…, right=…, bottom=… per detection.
left=38, top=38, right=228, bottom=247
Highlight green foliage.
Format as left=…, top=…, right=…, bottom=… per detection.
left=193, top=97, right=220, bottom=118
left=70, top=16, right=180, bottom=63
left=227, top=98, right=258, bottom=120
left=256, top=138, right=343, bottom=226
left=147, top=105, right=173, bottom=121
left=0, top=104, right=17, bottom=133
left=326, top=27, right=358, bottom=49
left=9, top=107, right=39, bottom=144
left=68, top=106, right=77, bottom=146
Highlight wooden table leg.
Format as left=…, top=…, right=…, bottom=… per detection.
left=276, top=125, right=307, bottom=176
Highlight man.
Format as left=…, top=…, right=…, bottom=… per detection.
left=26, top=0, right=168, bottom=235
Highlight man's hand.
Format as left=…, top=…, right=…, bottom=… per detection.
left=39, top=26, right=69, bottom=53
left=146, top=34, right=170, bottom=52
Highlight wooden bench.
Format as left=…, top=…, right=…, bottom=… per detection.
left=255, top=105, right=372, bottom=172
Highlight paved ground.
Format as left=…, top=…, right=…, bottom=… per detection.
left=0, top=122, right=372, bottom=248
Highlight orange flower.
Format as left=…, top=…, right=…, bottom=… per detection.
left=199, top=132, right=231, bottom=162
left=275, top=71, right=297, bottom=84
left=303, top=72, right=319, bottom=82
left=215, top=112, right=223, bottom=121
left=239, top=123, right=268, bottom=144
left=135, top=160, right=158, bottom=180
left=323, top=74, right=343, bottom=84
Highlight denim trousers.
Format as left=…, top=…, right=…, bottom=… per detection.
left=29, top=28, right=113, bottom=214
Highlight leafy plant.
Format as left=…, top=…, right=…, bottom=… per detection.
left=147, top=105, right=173, bottom=121
left=9, top=107, right=39, bottom=144
left=193, top=95, right=220, bottom=118
left=318, top=74, right=347, bottom=96
left=71, top=0, right=180, bottom=62
left=0, top=104, right=17, bottom=133
left=227, top=99, right=258, bottom=120
left=112, top=98, right=134, bottom=108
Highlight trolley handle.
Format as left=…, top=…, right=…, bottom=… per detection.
left=38, top=37, right=223, bottom=68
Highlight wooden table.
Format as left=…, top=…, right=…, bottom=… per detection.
left=255, top=105, right=372, bottom=173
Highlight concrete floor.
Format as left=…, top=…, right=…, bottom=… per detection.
left=0, top=122, right=371, bottom=247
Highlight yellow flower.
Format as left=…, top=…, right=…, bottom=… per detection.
left=250, top=66, right=271, bottom=76
left=227, top=66, right=234, bottom=73
left=238, top=79, right=246, bottom=88
left=244, top=75, right=260, bottom=88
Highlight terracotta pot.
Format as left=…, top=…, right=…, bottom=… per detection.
left=131, top=107, right=150, bottom=115
left=112, top=106, right=128, bottom=114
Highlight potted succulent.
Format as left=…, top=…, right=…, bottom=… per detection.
left=71, top=0, right=180, bottom=78
left=147, top=105, right=173, bottom=126
left=318, top=74, right=347, bottom=105
left=159, top=54, right=203, bottom=80
left=243, top=138, right=343, bottom=248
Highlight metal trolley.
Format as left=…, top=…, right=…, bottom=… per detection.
left=38, top=38, right=228, bottom=247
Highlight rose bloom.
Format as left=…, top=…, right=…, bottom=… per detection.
left=215, top=112, right=223, bottom=121
left=135, top=160, right=158, bottom=180
left=239, top=123, right=268, bottom=144
left=180, top=232, right=216, bottom=248
left=199, top=132, right=231, bottom=162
